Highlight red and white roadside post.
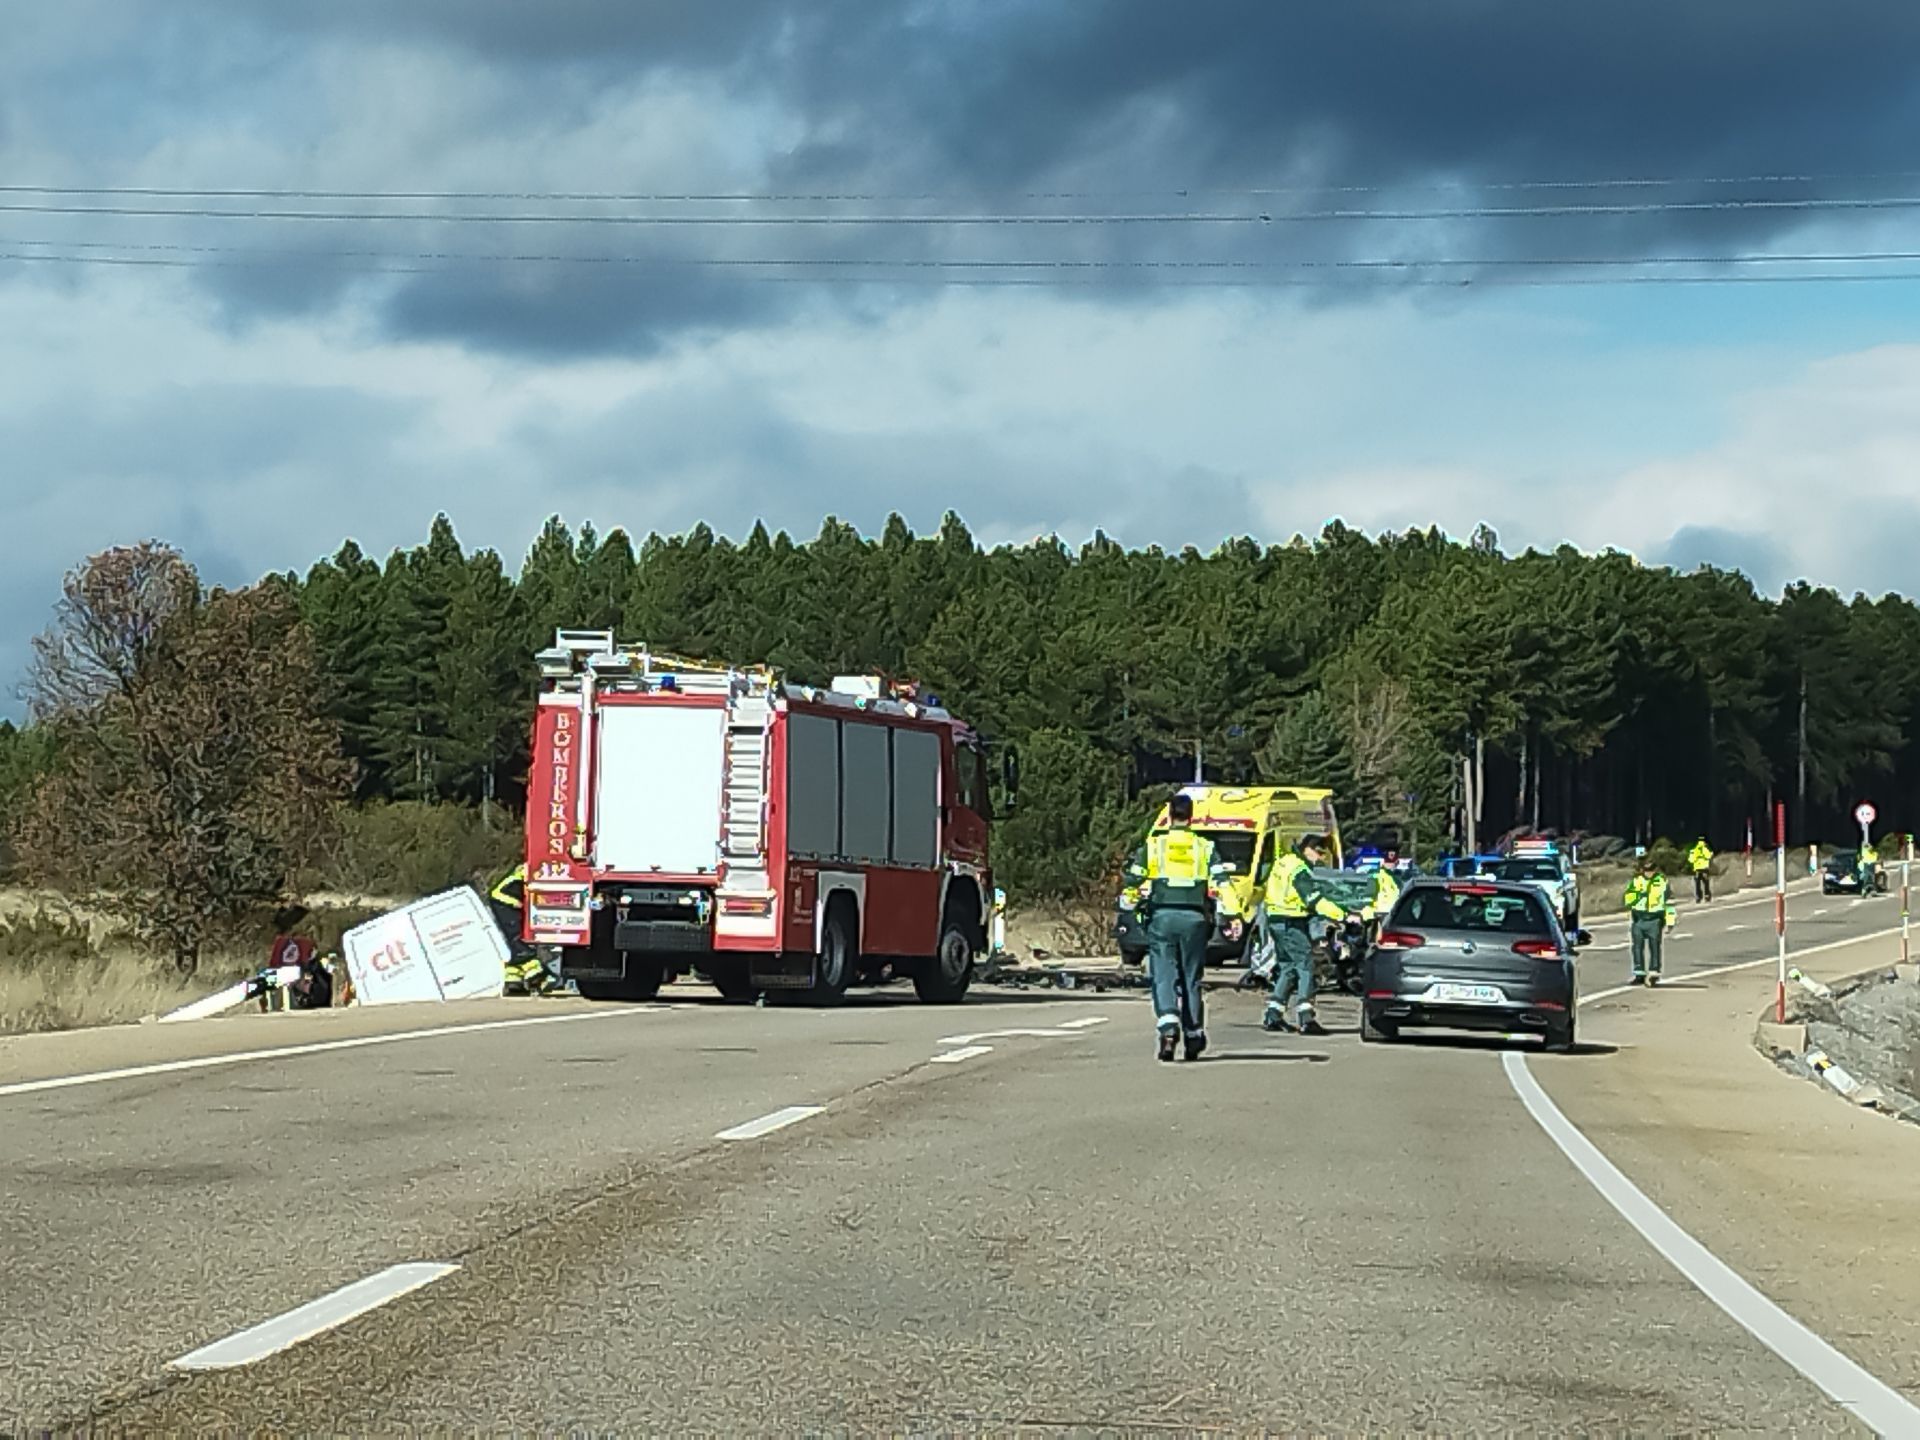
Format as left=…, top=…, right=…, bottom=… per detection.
left=1775, top=803, right=1788, bottom=1025
left=1903, top=834, right=1912, bottom=970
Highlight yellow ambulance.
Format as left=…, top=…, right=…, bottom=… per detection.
left=1114, top=786, right=1344, bottom=964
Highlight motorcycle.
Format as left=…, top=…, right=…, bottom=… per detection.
left=1324, top=915, right=1372, bottom=997
left=1237, top=909, right=1371, bottom=997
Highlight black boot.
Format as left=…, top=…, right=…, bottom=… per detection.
left=1183, top=1031, right=1207, bottom=1061
left=1158, top=1030, right=1179, bottom=1062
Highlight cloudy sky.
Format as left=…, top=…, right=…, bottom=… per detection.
left=5, top=1, right=1920, bottom=698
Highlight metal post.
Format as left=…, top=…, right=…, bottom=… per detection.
left=1745, top=816, right=1754, bottom=882
left=1903, top=837, right=1912, bottom=970
left=1775, top=802, right=1788, bottom=1025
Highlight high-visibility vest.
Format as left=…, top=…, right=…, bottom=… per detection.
left=1370, top=867, right=1401, bottom=917
left=1688, top=842, right=1712, bottom=872
left=1623, top=873, right=1669, bottom=914
left=491, top=864, right=527, bottom=909
left=1860, top=846, right=1878, bottom=866
left=1141, top=829, right=1218, bottom=909
left=1266, top=850, right=1343, bottom=921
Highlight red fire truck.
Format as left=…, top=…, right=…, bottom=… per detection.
left=520, top=631, right=1006, bottom=1005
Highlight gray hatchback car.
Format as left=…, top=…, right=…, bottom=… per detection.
left=1361, top=877, right=1588, bottom=1051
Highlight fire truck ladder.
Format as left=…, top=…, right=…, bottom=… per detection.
left=721, top=692, right=772, bottom=887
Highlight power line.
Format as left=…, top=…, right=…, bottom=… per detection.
left=0, top=202, right=1265, bottom=226
left=11, top=235, right=1920, bottom=273
left=10, top=248, right=1920, bottom=290
left=3, top=167, right=1919, bottom=205
left=4, top=194, right=1920, bottom=228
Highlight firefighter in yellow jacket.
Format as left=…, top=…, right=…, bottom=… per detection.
left=1123, top=792, right=1230, bottom=1062
left=490, top=865, right=557, bottom=995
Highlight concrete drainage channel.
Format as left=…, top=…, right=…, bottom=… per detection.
left=1756, top=963, right=1920, bottom=1123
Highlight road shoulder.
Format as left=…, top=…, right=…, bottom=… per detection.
left=1530, top=935, right=1920, bottom=1404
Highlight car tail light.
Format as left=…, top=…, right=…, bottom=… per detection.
left=719, top=895, right=773, bottom=917
left=1446, top=883, right=1497, bottom=895
left=1511, top=939, right=1562, bottom=959
left=1375, top=930, right=1426, bottom=950
left=1365, top=989, right=1396, bottom=999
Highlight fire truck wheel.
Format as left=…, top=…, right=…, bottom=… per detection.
left=913, top=917, right=976, bottom=1004
left=809, top=900, right=856, bottom=1005
left=704, top=959, right=756, bottom=1002
left=576, top=958, right=663, bottom=1002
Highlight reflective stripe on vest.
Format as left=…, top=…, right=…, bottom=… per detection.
left=1624, top=874, right=1668, bottom=912
left=491, top=865, right=527, bottom=908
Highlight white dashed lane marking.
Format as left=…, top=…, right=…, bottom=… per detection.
left=715, top=1105, right=825, bottom=1141
left=171, top=1263, right=459, bottom=1371
left=930, top=1045, right=993, bottom=1065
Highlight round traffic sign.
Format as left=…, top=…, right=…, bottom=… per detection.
left=1856, top=802, right=1878, bottom=826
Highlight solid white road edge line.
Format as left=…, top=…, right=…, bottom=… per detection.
left=716, top=1104, right=825, bottom=1141
left=170, top=1263, right=459, bottom=1371
left=1579, top=926, right=1905, bottom=1006
left=930, top=1045, right=993, bottom=1064
left=1583, top=881, right=1820, bottom=932
left=0, top=1009, right=663, bottom=1101
left=1502, top=1052, right=1920, bottom=1434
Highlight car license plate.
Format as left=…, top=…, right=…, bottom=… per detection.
left=1427, top=982, right=1507, bottom=1005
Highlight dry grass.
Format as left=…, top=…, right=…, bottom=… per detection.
left=1004, top=894, right=1113, bottom=959
left=0, top=907, right=212, bottom=1034
left=0, top=894, right=385, bottom=1036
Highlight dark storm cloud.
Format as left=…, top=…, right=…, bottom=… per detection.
left=381, top=264, right=807, bottom=359
left=15, top=1, right=1920, bottom=355
left=183, top=0, right=1920, bottom=192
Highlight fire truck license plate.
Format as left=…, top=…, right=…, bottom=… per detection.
left=531, top=906, right=588, bottom=935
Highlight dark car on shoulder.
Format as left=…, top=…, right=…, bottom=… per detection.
left=1822, top=849, right=1888, bottom=896
left=1361, top=877, right=1589, bottom=1052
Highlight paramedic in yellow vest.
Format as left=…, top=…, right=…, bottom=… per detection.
left=491, top=864, right=554, bottom=995
left=1123, top=792, right=1229, bottom=1062
left=1687, top=838, right=1714, bottom=903
left=1263, top=833, right=1349, bottom=1036
left=1623, top=855, right=1675, bottom=986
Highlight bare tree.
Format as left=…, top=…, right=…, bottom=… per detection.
left=15, top=545, right=349, bottom=973
left=1341, top=676, right=1419, bottom=832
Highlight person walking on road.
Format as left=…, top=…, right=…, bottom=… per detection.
left=1857, top=840, right=1879, bottom=897
left=1688, top=838, right=1714, bottom=903
left=1623, top=856, right=1675, bottom=987
left=1262, top=833, right=1350, bottom=1035
left=1124, top=793, right=1229, bottom=1062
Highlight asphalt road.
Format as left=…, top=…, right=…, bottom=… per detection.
left=0, top=879, right=1906, bottom=1433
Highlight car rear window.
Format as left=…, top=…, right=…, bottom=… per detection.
left=1394, top=887, right=1553, bottom=935
left=1490, top=860, right=1560, bottom=882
